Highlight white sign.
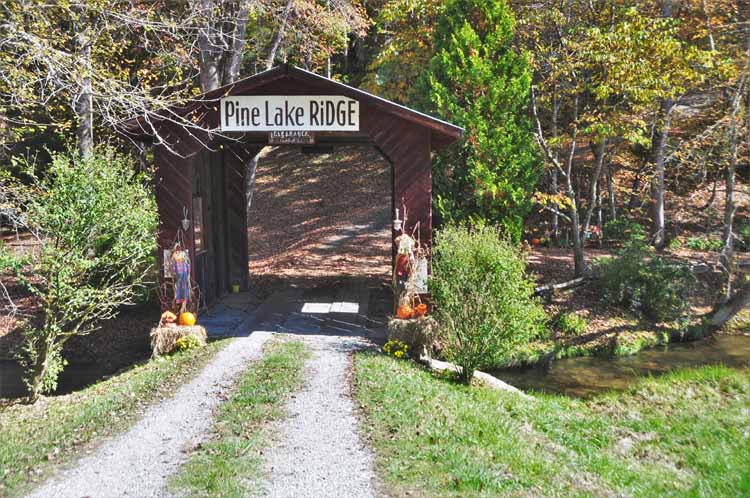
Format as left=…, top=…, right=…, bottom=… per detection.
left=220, top=95, right=359, bottom=132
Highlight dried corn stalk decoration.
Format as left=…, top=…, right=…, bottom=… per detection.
left=392, top=202, right=429, bottom=314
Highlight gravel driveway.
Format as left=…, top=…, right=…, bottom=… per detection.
left=26, top=332, right=273, bottom=498
left=25, top=280, right=382, bottom=498
left=263, top=334, right=378, bottom=498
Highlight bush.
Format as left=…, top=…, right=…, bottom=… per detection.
left=595, top=241, right=695, bottom=322
left=736, top=223, right=750, bottom=252
left=552, top=311, right=588, bottom=336
left=382, top=340, right=409, bottom=359
left=6, top=147, right=158, bottom=400
left=175, top=334, right=203, bottom=353
left=430, top=225, right=547, bottom=383
left=685, top=236, right=722, bottom=252
left=602, top=218, right=646, bottom=243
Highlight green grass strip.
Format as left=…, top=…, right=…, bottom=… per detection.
left=354, top=352, right=595, bottom=497
left=506, top=366, right=750, bottom=498
left=172, top=340, right=308, bottom=498
left=0, top=339, right=230, bottom=498
left=354, top=352, right=750, bottom=498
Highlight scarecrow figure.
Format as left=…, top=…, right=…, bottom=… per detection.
left=171, top=241, right=191, bottom=313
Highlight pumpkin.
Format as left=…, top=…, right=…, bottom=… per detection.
left=414, top=303, right=428, bottom=317
left=531, top=238, right=542, bottom=246
left=179, top=312, right=197, bottom=326
left=396, top=305, right=414, bottom=320
left=161, top=311, right=177, bottom=324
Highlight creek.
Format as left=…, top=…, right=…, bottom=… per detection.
left=492, top=334, right=750, bottom=398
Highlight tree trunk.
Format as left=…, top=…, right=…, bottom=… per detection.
left=661, top=0, right=672, bottom=17
left=27, top=339, right=51, bottom=402
left=701, top=0, right=716, bottom=51
left=266, top=0, right=293, bottom=70
left=701, top=175, right=718, bottom=210
left=705, top=283, right=750, bottom=331
left=571, top=192, right=585, bottom=277
left=721, top=76, right=746, bottom=300
left=75, top=32, right=93, bottom=157
left=627, top=159, right=646, bottom=210
left=245, top=151, right=260, bottom=224
left=607, top=164, right=616, bottom=221
left=551, top=93, right=561, bottom=243
left=569, top=96, right=586, bottom=277
left=222, top=0, right=253, bottom=85
left=582, top=139, right=607, bottom=237
left=198, top=0, right=222, bottom=92
left=136, top=141, right=148, bottom=171
left=651, top=100, right=674, bottom=251
left=652, top=0, right=674, bottom=250
left=325, top=0, right=332, bottom=77
left=596, top=186, right=603, bottom=248
left=721, top=121, right=738, bottom=299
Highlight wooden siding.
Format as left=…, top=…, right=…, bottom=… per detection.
left=154, top=144, right=195, bottom=278
left=145, top=67, right=461, bottom=309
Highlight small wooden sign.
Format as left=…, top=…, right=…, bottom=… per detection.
left=267, top=130, right=316, bottom=145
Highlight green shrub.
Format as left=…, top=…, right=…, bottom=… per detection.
left=667, top=237, right=682, bottom=250
left=382, top=340, right=409, bottom=359
left=736, top=223, right=750, bottom=252
left=6, top=147, right=158, bottom=400
left=685, top=236, right=722, bottom=252
left=602, top=218, right=646, bottom=242
left=430, top=225, right=548, bottom=383
left=552, top=311, right=588, bottom=336
left=175, top=335, right=203, bottom=353
left=595, top=241, right=695, bottom=322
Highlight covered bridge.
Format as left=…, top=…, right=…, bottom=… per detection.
left=123, top=65, right=463, bottom=309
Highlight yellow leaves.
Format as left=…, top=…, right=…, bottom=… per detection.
left=533, top=191, right=574, bottom=210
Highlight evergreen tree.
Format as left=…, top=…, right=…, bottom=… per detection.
left=424, top=0, right=540, bottom=241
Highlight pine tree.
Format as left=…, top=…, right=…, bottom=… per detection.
left=424, top=0, right=540, bottom=241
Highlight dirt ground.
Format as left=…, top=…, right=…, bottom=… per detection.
left=245, top=144, right=395, bottom=324
left=524, top=174, right=750, bottom=343
left=246, top=145, right=392, bottom=283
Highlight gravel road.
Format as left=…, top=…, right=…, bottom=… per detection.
left=263, top=334, right=378, bottom=498
left=26, top=332, right=273, bottom=498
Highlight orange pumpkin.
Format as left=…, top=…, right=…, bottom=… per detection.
left=179, top=312, right=197, bottom=326
left=414, top=303, right=428, bottom=317
left=531, top=238, right=542, bottom=246
left=396, top=305, right=414, bottom=320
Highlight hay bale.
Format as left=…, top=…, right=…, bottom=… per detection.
left=387, top=316, right=438, bottom=359
left=150, top=325, right=208, bottom=357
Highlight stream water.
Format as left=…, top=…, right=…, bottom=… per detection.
left=0, top=361, right=113, bottom=399
left=492, top=334, right=750, bottom=398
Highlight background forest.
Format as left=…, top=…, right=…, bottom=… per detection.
left=1, top=0, right=747, bottom=258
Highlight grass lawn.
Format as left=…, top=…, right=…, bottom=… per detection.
left=0, top=339, right=229, bottom=498
left=354, top=352, right=750, bottom=498
left=171, top=340, right=308, bottom=498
